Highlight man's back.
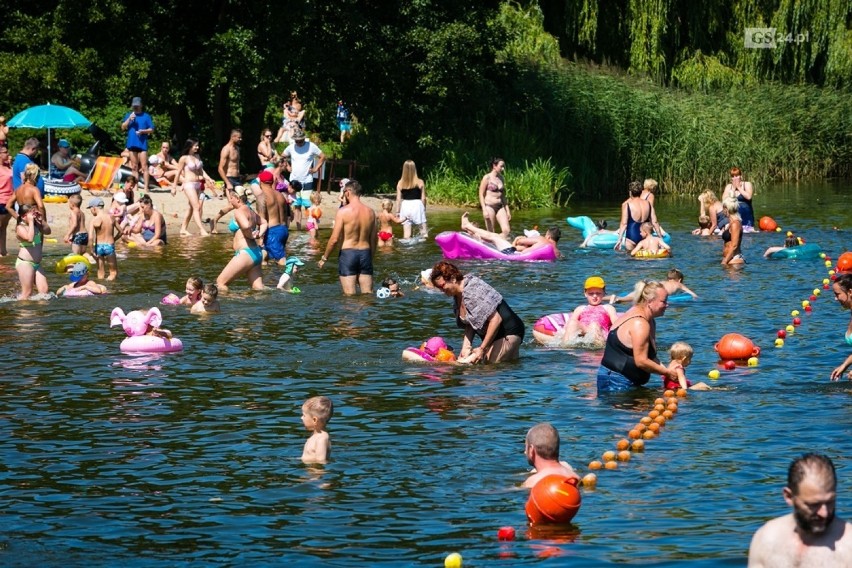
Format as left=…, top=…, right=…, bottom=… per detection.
left=338, top=199, right=376, bottom=250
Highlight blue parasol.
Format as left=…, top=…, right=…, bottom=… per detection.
left=7, top=103, right=92, bottom=157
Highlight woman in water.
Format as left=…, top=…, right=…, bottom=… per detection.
left=478, top=157, right=510, bottom=237
left=394, top=160, right=428, bottom=239
left=429, top=260, right=524, bottom=363
left=722, top=167, right=755, bottom=231
left=615, top=181, right=653, bottom=251
left=830, top=274, right=852, bottom=381
left=694, top=190, right=728, bottom=235
left=15, top=204, right=51, bottom=299
left=597, top=280, right=677, bottom=392
left=216, top=188, right=267, bottom=292
left=720, top=196, right=745, bottom=265
left=172, top=138, right=215, bottom=236
left=128, top=195, right=167, bottom=246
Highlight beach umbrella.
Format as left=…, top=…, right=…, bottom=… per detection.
left=7, top=103, right=92, bottom=156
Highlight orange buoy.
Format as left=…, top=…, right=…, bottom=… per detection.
left=715, top=333, right=761, bottom=360
left=838, top=251, right=852, bottom=274
left=759, top=216, right=778, bottom=231
left=525, top=475, right=581, bottom=524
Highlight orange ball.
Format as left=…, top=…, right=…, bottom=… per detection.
left=654, top=404, right=665, bottom=412
left=581, top=473, right=597, bottom=489
left=631, top=439, right=645, bottom=452
left=649, top=410, right=660, bottom=419
left=634, top=423, right=647, bottom=433
left=602, top=451, right=617, bottom=462
left=525, top=475, right=582, bottom=524
left=604, top=461, right=618, bottom=470
left=666, top=402, right=678, bottom=412
left=642, top=430, right=656, bottom=440
left=654, top=415, right=666, bottom=426
left=654, top=398, right=665, bottom=406
left=616, top=439, right=630, bottom=451
left=640, top=417, right=652, bottom=425
left=676, top=388, right=688, bottom=397
left=588, top=460, right=603, bottom=470
left=663, top=389, right=675, bottom=398
left=617, top=450, right=631, bottom=462
left=648, top=422, right=661, bottom=433
left=628, top=429, right=641, bottom=439
left=662, top=410, right=674, bottom=420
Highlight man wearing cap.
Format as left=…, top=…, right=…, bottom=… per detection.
left=12, top=137, right=45, bottom=196
left=283, top=128, right=325, bottom=230
left=86, top=197, right=118, bottom=280
left=256, top=169, right=290, bottom=266
left=459, top=213, right=562, bottom=258
left=121, top=97, right=155, bottom=190
left=50, top=139, right=86, bottom=182
left=318, top=179, right=377, bottom=295
left=56, top=262, right=107, bottom=296
left=218, top=129, right=242, bottom=193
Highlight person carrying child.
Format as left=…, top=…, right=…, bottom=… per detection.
left=191, top=283, right=220, bottom=314
left=523, top=423, right=580, bottom=488
left=301, top=396, right=333, bottom=464
left=631, top=221, right=671, bottom=257
left=377, top=198, right=405, bottom=247
left=63, top=193, right=89, bottom=256
left=665, top=341, right=711, bottom=391
left=561, top=276, right=618, bottom=347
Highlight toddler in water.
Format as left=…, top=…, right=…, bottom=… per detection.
left=306, top=191, right=323, bottom=242
left=301, top=396, right=333, bottom=464
left=693, top=215, right=712, bottom=236
left=631, top=222, right=671, bottom=257
left=191, top=283, right=220, bottom=314
left=665, top=342, right=710, bottom=391
left=377, top=199, right=405, bottom=247
left=561, top=276, right=618, bottom=347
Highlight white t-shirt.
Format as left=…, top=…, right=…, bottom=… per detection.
left=283, top=141, right=322, bottom=184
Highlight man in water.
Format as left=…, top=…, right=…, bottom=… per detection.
left=523, top=423, right=579, bottom=488
left=318, top=179, right=376, bottom=295
left=218, top=129, right=242, bottom=193
left=256, top=169, right=289, bottom=266
left=748, top=453, right=852, bottom=567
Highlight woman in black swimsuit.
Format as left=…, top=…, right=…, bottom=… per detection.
left=430, top=260, right=524, bottom=363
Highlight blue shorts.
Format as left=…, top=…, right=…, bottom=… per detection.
left=265, top=224, right=289, bottom=261
left=338, top=248, right=373, bottom=277
left=596, top=366, right=640, bottom=393
left=227, top=176, right=241, bottom=188
left=339, top=123, right=352, bottom=132
left=293, top=196, right=311, bottom=209
left=95, top=243, right=115, bottom=257
left=71, top=232, right=89, bottom=246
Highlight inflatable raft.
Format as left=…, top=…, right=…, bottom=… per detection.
left=768, top=243, right=821, bottom=260
left=567, top=216, right=671, bottom=249
left=435, top=232, right=557, bottom=262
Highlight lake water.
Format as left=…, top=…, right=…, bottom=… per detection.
left=0, top=181, right=850, bottom=566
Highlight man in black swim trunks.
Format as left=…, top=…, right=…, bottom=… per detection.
left=460, top=213, right=562, bottom=258
left=318, top=180, right=377, bottom=295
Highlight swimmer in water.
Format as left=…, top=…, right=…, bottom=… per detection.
left=560, top=276, right=617, bottom=347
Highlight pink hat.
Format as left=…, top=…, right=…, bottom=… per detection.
left=257, top=170, right=274, bottom=184
left=424, top=336, right=451, bottom=357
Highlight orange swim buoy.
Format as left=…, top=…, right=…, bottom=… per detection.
left=837, top=251, right=852, bottom=274
left=715, top=333, right=761, bottom=361
left=759, top=216, right=778, bottom=231
left=525, top=475, right=581, bottom=524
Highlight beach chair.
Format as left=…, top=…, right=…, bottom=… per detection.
left=79, top=156, right=123, bottom=195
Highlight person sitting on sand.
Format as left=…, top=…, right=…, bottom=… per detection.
left=523, top=423, right=580, bottom=488
left=460, top=213, right=561, bottom=258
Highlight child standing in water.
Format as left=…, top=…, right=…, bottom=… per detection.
left=561, top=276, right=618, bottom=347
left=377, top=198, right=405, bottom=247
left=63, top=193, right=89, bottom=256
left=665, top=342, right=711, bottom=391
left=301, top=396, right=333, bottom=464
left=305, top=191, right=323, bottom=243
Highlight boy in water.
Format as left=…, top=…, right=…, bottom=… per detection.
left=63, top=194, right=89, bottom=256
left=611, top=268, right=697, bottom=303
left=191, top=283, right=221, bottom=314
left=631, top=221, right=671, bottom=257
left=523, top=423, right=580, bottom=488
left=665, top=342, right=711, bottom=391
left=301, top=396, right=333, bottom=464
left=87, top=197, right=118, bottom=281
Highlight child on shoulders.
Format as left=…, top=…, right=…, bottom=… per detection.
left=301, top=396, right=333, bottom=464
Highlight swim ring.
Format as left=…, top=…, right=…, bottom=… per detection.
left=768, top=243, right=821, bottom=260
left=566, top=216, right=671, bottom=249
left=161, top=293, right=181, bottom=305
left=632, top=249, right=670, bottom=259
left=43, top=194, right=69, bottom=204
left=62, top=287, right=94, bottom=297
left=120, top=335, right=184, bottom=354
left=44, top=179, right=81, bottom=196
left=401, top=337, right=456, bottom=363
left=434, top=232, right=557, bottom=262
left=55, top=254, right=92, bottom=274
left=532, top=313, right=569, bottom=344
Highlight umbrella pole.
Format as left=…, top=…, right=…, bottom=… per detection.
left=47, top=128, right=52, bottom=171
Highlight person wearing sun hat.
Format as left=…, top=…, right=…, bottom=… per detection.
left=560, top=276, right=618, bottom=347
left=56, top=262, right=107, bottom=296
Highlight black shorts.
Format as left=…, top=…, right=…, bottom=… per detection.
left=338, top=248, right=373, bottom=277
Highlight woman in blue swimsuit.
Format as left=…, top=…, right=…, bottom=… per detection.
left=615, top=181, right=652, bottom=251
left=722, top=167, right=755, bottom=230
left=216, top=189, right=267, bottom=292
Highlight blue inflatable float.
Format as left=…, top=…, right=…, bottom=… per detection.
left=767, top=243, right=821, bottom=260
left=567, top=216, right=671, bottom=249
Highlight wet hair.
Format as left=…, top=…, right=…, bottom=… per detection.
left=698, top=215, right=711, bottom=229
left=303, top=396, right=333, bottom=428
left=526, top=423, right=559, bottom=460
left=629, top=181, right=642, bottom=197
left=545, top=227, right=561, bottom=242
left=787, top=453, right=836, bottom=495
left=187, top=277, right=203, bottom=291
left=182, top=139, right=198, bottom=155
left=730, top=166, right=742, bottom=177
left=381, top=198, right=393, bottom=212
left=23, top=163, right=40, bottom=183
left=430, top=261, right=463, bottom=286
left=669, top=341, right=693, bottom=362
left=344, top=179, right=364, bottom=197
left=667, top=268, right=684, bottom=282
left=490, top=157, right=504, bottom=168
left=69, top=193, right=82, bottom=206
left=631, top=280, right=664, bottom=306
left=595, top=219, right=608, bottom=230
left=643, top=178, right=658, bottom=193
left=784, top=235, right=798, bottom=247
left=203, top=283, right=219, bottom=299
left=382, top=277, right=398, bottom=288
left=834, top=273, right=852, bottom=292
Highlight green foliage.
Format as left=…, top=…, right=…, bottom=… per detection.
left=672, top=50, right=752, bottom=91
left=495, top=2, right=562, bottom=66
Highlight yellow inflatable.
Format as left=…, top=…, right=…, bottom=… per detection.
left=44, top=195, right=69, bottom=203
left=633, top=249, right=670, bottom=259
left=55, top=254, right=92, bottom=274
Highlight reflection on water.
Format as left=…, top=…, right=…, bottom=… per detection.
left=0, top=183, right=850, bottom=566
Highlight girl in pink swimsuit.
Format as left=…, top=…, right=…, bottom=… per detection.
left=561, top=275, right=618, bottom=348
